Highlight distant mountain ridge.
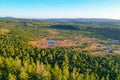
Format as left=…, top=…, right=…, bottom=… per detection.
left=42, top=18, right=120, bottom=23
left=0, top=17, right=120, bottom=24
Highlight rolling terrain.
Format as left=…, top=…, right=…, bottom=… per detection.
left=0, top=18, right=120, bottom=80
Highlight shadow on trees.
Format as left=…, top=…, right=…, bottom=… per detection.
left=49, top=24, right=120, bottom=40
left=84, top=27, right=120, bottom=40
left=49, top=25, right=80, bottom=30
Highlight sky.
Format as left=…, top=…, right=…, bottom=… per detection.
left=0, top=0, right=120, bottom=19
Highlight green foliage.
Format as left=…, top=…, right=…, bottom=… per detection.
left=0, top=18, right=120, bottom=80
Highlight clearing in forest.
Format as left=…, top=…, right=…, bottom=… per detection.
left=29, top=38, right=76, bottom=48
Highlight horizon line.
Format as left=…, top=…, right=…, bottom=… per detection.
left=0, top=16, right=120, bottom=20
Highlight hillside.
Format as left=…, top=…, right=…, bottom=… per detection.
left=0, top=18, right=120, bottom=80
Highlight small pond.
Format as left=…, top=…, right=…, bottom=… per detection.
left=48, top=41, right=56, bottom=45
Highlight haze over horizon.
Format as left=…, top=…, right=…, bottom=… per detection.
left=0, top=0, right=120, bottom=19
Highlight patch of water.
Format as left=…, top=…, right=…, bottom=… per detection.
left=48, top=41, right=56, bottom=45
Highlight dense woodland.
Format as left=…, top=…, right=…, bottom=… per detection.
left=0, top=18, right=120, bottom=80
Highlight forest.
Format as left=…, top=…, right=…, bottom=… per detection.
left=0, top=18, right=120, bottom=80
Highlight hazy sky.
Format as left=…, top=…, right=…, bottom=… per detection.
left=0, top=0, right=120, bottom=19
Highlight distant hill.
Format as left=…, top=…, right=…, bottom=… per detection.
left=0, top=16, right=15, bottom=19
left=0, top=17, right=120, bottom=22
left=0, top=17, right=120, bottom=27
left=40, top=18, right=120, bottom=22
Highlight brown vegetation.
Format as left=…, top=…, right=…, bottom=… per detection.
left=29, top=38, right=77, bottom=48
left=0, top=29, right=9, bottom=34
